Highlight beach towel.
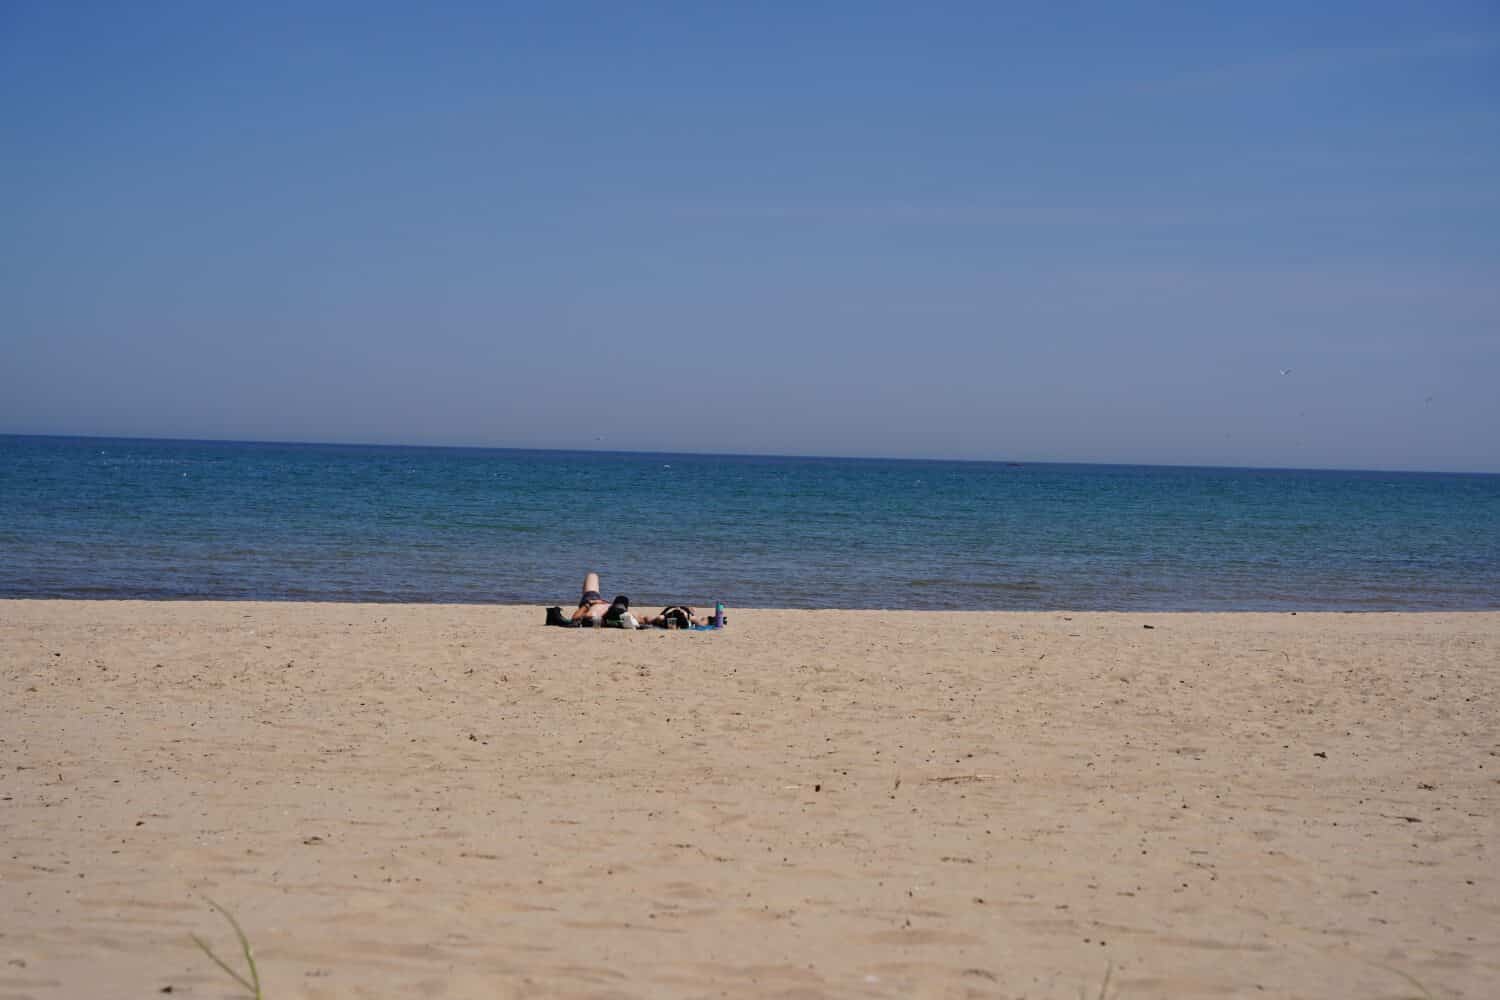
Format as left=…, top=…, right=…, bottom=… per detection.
left=543, top=604, right=634, bottom=628
left=543, top=604, right=726, bottom=629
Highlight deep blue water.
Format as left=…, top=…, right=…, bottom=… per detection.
left=1, top=435, right=1497, bottom=610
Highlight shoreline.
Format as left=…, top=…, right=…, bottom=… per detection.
left=3, top=600, right=1496, bottom=998
left=5, top=596, right=1499, bottom=614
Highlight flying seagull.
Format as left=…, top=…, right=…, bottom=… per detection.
left=1279, top=368, right=1292, bottom=376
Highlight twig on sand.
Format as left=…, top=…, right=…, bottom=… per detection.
left=190, top=897, right=263, bottom=999
left=1371, top=961, right=1433, bottom=1000
left=1080, top=961, right=1112, bottom=1000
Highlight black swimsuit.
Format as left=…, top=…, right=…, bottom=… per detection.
left=578, top=589, right=606, bottom=608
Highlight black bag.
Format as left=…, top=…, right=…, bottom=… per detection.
left=544, top=606, right=578, bottom=627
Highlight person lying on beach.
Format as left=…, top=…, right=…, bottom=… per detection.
left=544, top=575, right=724, bottom=629
left=571, top=572, right=629, bottom=624
left=638, top=605, right=718, bottom=629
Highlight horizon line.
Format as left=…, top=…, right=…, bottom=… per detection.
left=3, top=431, right=1496, bottom=478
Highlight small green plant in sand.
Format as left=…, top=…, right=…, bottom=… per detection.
left=190, top=897, right=262, bottom=999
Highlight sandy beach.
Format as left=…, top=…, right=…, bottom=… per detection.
left=1, top=600, right=1495, bottom=999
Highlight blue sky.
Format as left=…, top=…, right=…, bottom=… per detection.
left=3, top=1, right=1497, bottom=471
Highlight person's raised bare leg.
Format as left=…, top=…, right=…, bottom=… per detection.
left=572, top=571, right=610, bottom=622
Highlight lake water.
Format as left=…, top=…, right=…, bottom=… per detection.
left=2, top=435, right=1497, bottom=610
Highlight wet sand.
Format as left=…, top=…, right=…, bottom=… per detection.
left=1, top=601, right=1496, bottom=998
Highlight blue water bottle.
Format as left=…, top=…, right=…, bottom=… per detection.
left=713, top=602, right=725, bottom=628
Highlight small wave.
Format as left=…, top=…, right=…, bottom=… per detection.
left=908, top=578, right=1045, bottom=592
